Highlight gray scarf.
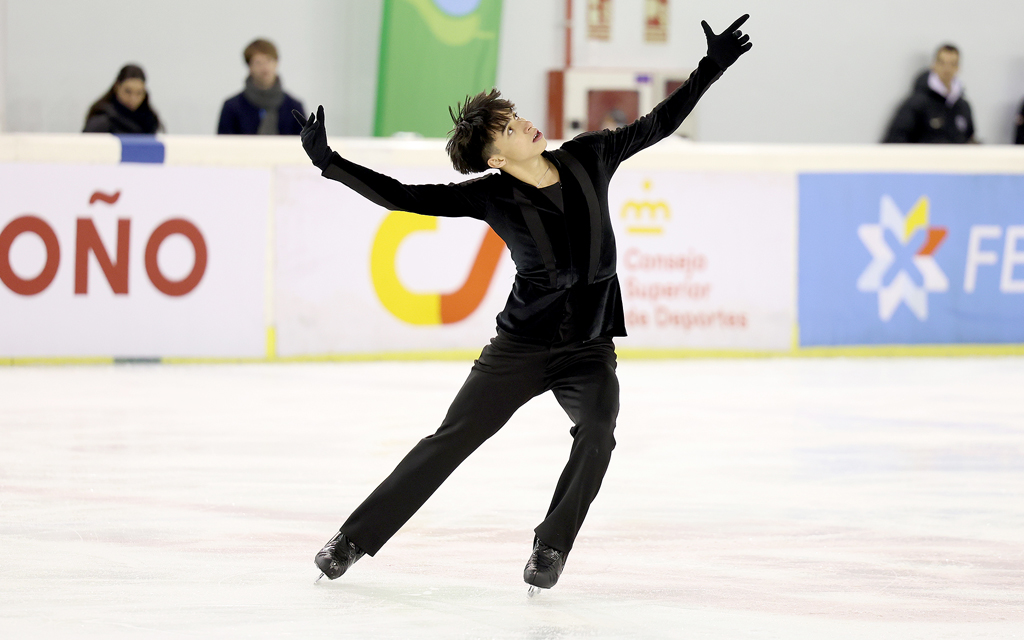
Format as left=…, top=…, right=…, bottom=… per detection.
left=243, top=75, right=285, bottom=135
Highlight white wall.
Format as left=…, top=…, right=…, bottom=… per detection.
left=0, top=0, right=7, bottom=132
left=3, top=0, right=381, bottom=135
left=568, top=0, right=1024, bottom=144
left=494, top=0, right=565, bottom=129
left=3, top=0, right=1024, bottom=143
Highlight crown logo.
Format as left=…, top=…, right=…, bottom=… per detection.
left=621, top=180, right=670, bottom=234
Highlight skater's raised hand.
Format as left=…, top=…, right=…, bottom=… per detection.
left=701, top=14, right=752, bottom=70
left=293, top=105, right=333, bottom=169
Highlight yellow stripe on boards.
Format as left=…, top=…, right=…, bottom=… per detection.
left=619, top=344, right=1024, bottom=359
left=2, top=356, right=115, bottom=366
left=266, top=326, right=277, bottom=360
left=5, top=344, right=1024, bottom=366
left=793, top=343, right=1024, bottom=358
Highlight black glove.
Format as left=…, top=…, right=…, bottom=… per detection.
left=292, top=105, right=333, bottom=169
left=701, top=14, right=752, bottom=70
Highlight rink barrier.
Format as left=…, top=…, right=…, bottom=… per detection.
left=8, top=343, right=1024, bottom=367
left=116, top=134, right=166, bottom=164
left=2, top=134, right=1024, bottom=364
left=1, top=356, right=115, bottom=366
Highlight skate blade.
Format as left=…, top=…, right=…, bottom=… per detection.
left=527, top=585, right=544, bottom=598
left=315, top=572, right=325, bottom=584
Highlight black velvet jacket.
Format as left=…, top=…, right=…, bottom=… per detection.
left=321, top=56, right=724, bottom=344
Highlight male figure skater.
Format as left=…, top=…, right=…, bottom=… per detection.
left=296, top=16, right=752, bottom=593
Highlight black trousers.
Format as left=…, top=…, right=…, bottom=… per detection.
left=339, top=331, right=619, bottom=556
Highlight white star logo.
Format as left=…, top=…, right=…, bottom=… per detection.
left=857, top=195, right=948, bottom=321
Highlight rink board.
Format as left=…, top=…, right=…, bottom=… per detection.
left=2, top=135, right=1023, bottom=361
left=0, top=163, right=268, bottom=359
left=273, top=166, right=795, bottom=356
left=799, top=173, right=1024, bottom=346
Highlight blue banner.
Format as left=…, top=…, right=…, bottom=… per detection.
left=799, top=173, right=1024, bottom=346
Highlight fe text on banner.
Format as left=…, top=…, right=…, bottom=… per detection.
left=799, top=173, right=1024, bottom=346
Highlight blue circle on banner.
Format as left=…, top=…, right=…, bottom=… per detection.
left=433, top=0, right=481, bottom=17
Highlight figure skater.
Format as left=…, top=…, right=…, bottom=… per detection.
left=295, top=15, right=752, bottom=594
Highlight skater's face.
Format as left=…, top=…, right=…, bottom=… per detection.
left=486, top=111, right=546, bottom=170
left=932, top=50, right=959, bottom=89
left=248, top=53, right=279, bottom=90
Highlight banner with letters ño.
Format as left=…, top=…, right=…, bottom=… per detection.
left=799, top=173, right=1024, bottom=346
left=274, top=166, right=796, bottom=355
left=0, top=164, right=269, bottom=358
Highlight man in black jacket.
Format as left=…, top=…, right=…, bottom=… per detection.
left=1015, top=99, right=1024, bottom=145
left=296, top=15, right=752, bottom=593
left=884, top=44, right=976, bottom=144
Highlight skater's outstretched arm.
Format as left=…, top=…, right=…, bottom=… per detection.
left=578, top=14, right=753, bottom=172
left=294, top=106, right=487, bottom=220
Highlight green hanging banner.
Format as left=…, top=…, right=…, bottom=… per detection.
left=375, top=0, right=504, bottom=138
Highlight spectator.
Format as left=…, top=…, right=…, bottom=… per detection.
left=83, top=64, right=163, bottom=134
left=1015, top=99, right=1024, bottom=144
left=218, top=38, right=304, bottom=135
left=883, top=44, right=976, bottom=144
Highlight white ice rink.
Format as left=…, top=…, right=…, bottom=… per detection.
left=2, top=357, right=1022, bottom=639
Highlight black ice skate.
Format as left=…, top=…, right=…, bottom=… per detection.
left=314, top=530, right=365, bottom=582
left=523, top=538, right=567, bottom=597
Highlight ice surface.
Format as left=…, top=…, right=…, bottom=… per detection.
left=1, top=358, right=1022, bottom=639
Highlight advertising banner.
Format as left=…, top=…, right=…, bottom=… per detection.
left=274, top=165, right=516, bottom=356
left=275, top=166, right=796, bottom=355
left=799, top=173, right=1024, bottom=346
left=610, top=170, right=796, bottom=351
left=0, top=164, right=269, bottom=358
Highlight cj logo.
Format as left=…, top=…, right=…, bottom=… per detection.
left=370, top=211, right=504, bottom=325
left=857, top=195, right=948, bottom=321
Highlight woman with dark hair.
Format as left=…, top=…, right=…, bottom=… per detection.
left=83, top=64, right=163, bottom=134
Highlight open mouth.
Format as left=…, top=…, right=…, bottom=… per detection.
left=533, top=130, right=542, bottom=142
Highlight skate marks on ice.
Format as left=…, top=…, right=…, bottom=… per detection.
left=1, top=359, right=1023, bottom=638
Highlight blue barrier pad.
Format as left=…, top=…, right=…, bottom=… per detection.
left=117, top=135, right=165, bottom=164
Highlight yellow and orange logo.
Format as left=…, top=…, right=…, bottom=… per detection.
left=370, top=211, right=505, bottom=325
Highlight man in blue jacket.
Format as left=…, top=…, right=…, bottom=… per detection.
left=217, top=39, right=303, bottom=135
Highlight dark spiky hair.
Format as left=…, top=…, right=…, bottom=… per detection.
left=446, top=89, right=515, bottom=174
